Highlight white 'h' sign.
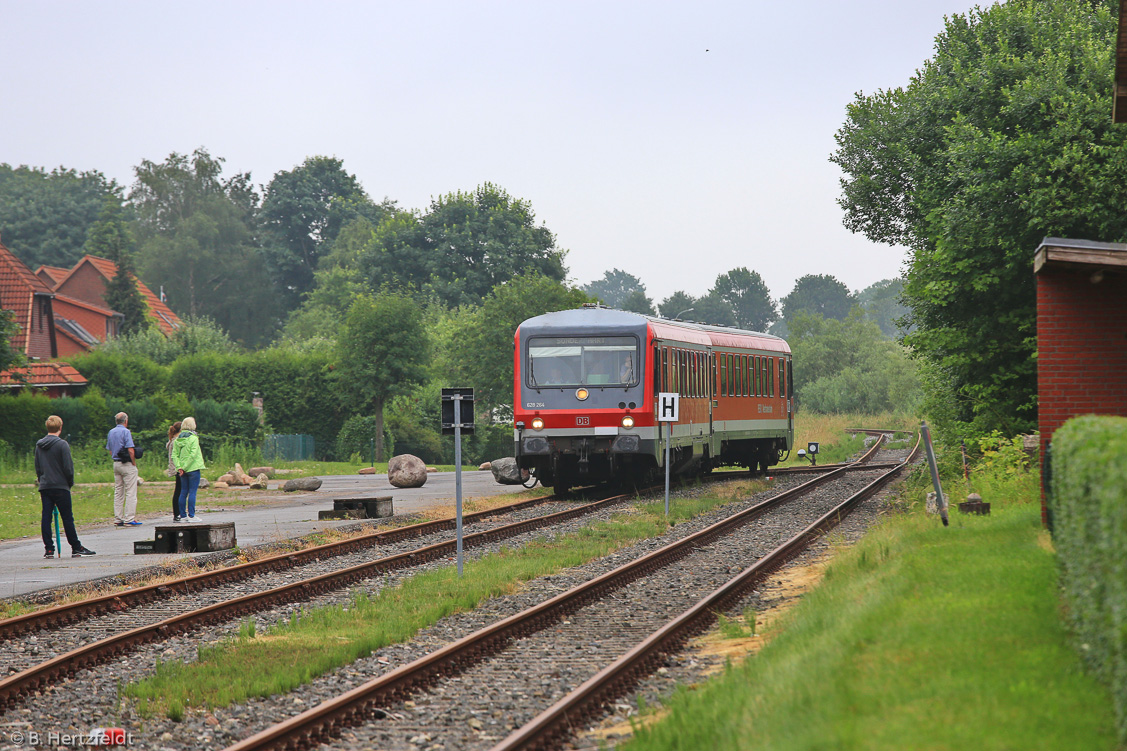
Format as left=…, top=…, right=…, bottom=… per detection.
left=658, top=392, right=680, bottom=422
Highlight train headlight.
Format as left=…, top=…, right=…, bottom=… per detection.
left=531, top=417, right=544, bottom=431
left=621, top=415, right=635, bottom=429
left=576, top=388, right=589, bottom=401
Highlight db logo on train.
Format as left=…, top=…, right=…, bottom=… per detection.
left=576, top=416, right=590, bottom=426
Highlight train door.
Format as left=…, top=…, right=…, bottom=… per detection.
left=707, top=348, right=715, bottom=438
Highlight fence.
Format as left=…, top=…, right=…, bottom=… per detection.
left=263, top=434, right=316, bottom=462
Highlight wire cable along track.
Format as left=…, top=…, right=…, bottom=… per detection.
left=220, top=434, right=917, bottom=751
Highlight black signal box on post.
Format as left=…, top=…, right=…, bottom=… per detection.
left=441, top=388, right=475, bottom=435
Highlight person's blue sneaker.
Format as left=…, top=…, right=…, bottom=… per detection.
left=125, top=520, right=143, bottom=526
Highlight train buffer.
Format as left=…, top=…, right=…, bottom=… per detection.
left=134, top=523, right=238, bottom=554
left=318, top=495, right=394, bottom=521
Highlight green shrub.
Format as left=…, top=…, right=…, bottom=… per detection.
left=336, top=415, right=393, bottom=465
left=170, top=348, right=345, bottom=458
left=0, top=391, right=55, bottom=451
left=70, top=350, right=170, bottom=398
left=1049, top=415, right=1127, bottom=742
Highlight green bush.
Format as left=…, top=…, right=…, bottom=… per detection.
left=1049, top=415, right=1127, bottom=742
left=70, top=350, right=170, bottom=398
left=0, top=391, right=54, bottom=453
left=336, top=415, right=393, bottom=465
left=170, top=348, right=345, bottom=458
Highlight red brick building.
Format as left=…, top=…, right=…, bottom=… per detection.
left=1035, top=237, right=1127, bottom=523
left=52, top=255, right=181, bottom=336
left=0, top=361, right=88, bottom=397
left=0, top=239, right=58, bottom=360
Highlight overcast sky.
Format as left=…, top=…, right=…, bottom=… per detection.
left=1, top=1, right=983, bottom=305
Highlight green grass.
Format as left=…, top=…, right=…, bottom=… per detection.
left=122, top=485, right=767, bottom=717
left=0, top=459, right=470, bottom=541
left=623, top=473, right=1117, bottom=750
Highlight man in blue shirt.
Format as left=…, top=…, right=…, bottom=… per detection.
left=106, top=412, right=141, bottom=527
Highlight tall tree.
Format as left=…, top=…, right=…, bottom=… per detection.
left=88, top=199, right=151, bottom=335
left=780, top=275, right=855, bottom=324
left=335, top=291, right=429, bottom=461
left=658, top=291, right=696, bottom=319
left=690, top=292, right=737, bottom=327
left=0, top=165, right=118, bottom=269
left=855, top=278, right=910, bottom=338
left=620, top=289, right=656, bottom=315
left=259, top=156, right=391, bottom=309
left=711, top=267, right=777, bottom=331
left=832, top=0, right=1126, bottom=436
left=582, top=269, right=647, bottom=308
left=353, top=183, right=567, bottom=308
left=130, top=149, right=282, bottom=347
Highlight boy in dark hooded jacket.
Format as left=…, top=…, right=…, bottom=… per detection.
left=35, top=415, right=95, bottom=559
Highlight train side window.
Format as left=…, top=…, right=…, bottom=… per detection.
left=737, top=354, right=744, bottom=397
left=694, top=352, right=701, bottom=398
left=769, top=357, right=775, bottom=397
left=779, top=357, right=786, bottom=398
left=653, top=346, right=662, bottom=394
left=742, top=355, right=749, bottom=397
left=758, top=356, right=765, bottom=397
left=719, top=353, right=727, bottom=397
left=680, top=350, right=687, bottom=396
left=750, top=356, right=757, bottom=396
left=690, top=351, right=697, bottom=397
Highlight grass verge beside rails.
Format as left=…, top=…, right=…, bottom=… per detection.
left=623, top=464, right=1117, bottom=750
left=122, top=479, right=770, bottom=718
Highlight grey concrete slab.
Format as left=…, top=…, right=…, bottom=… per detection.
left=0, top=469, right=526, bottom=601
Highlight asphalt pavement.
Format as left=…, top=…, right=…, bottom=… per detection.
left=0, top=469, right=527, bottom=601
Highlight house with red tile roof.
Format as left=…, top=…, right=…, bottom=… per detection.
left=0, top=361, right=88, bottom=397
left=0, top=238, right=58, bottom=360
left=51, top=255, right=182, bottom=336
left=34, top=265, right=70, bottom=288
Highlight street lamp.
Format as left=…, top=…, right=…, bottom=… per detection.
left=675, top=307, right=694, bottom=319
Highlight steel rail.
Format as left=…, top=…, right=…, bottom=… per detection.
left=0, top=493, right=561, bottom=641
left=221, top=440, right=888, bottom=751
left=492, top=433, right=923, bottom=751
left=0, top=489, right=641, bottom=710
left=1, top=443, right=881, bottom=640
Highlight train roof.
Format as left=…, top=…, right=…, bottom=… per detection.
left=517, top=306, right=791, bottom=354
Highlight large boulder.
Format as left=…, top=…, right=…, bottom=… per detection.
left=248, top=466, right=275, bottom=478
left=388, top=454, right=428, bottom=488
left=249, top=473, right=269, bottom=490
left=283, top=477, right=323, bottom=492
left=490, top=457, right=527, bottom=485
left=198, top=476, right=209, bottom=490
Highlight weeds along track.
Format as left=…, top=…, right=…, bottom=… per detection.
left=0, top=466, right=812, bottom=711
left=0, top=437, right=909, bottom=746
left=0, top=495, right=565, bottom=640
left=188, top=440, right=915, bottom=751
left=0, top=492, right=645, bottom=701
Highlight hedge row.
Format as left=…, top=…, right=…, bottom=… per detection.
left=1048, top=415, right=1127, bottom=742
left=0, top=389, right=262, bottom=457
left=70, top=349, right=347, bottom=459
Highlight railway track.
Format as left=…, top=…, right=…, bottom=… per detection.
left=205, top=436, right=914, bottom=751
left=0, top=435, right=909, bottom=750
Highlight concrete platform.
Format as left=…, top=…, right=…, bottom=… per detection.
left=0, top=469, right=525, bottom=600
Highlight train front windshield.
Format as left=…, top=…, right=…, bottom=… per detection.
left=528, top=336, right=639, bottom=387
